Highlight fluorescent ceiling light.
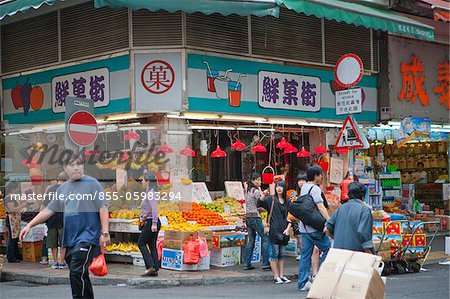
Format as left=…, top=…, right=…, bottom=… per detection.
left=190, top=125, right=233, bottom=131
left=167, top=130, right=193, bottom=135
left=305, top=122, right=342, bottom=128
left=107, top=113, right=138, bottom=121
left=179, top=113, right=220, bottom=120
left=237, top=127, right=275, bottom=132
left=220, top=115, right=267, bottom=122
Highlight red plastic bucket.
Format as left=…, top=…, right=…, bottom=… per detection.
left=261, top=166, right=275, bottom=184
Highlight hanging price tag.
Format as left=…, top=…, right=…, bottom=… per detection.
left=159, top=216, right=169, bottom=227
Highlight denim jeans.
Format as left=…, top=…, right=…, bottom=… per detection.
left=268, top=241, right=286, bottom=261
left=243, top=217, right=269, bottom=268
left=298, top=231, right=331, bottom=290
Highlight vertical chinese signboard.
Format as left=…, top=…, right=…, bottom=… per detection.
left=134, top=53, right=183, bottom=112
left=388, top=35, right=449, bottom=122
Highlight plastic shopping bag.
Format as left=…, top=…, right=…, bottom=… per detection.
left=157, top=237, right=164, bottom=261
left=89, top=253, right=108, bottom=276
left=198, top=237, right=209, bottom=258
left=183, top=238, right=200, bottom=265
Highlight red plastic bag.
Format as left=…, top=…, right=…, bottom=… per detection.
left=183, top=238, right=200, bottom=265
left=198, top=237, right=209, bottom=258
left=89, top=253, right=108, bottom=276
left=157, top=237, right=164, bottom=261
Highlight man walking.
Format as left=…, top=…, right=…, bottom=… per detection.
left=20, top=157, right=110, bottom=299
left=41, top=171, right=69, bottom=269
left=324, top=182, right=374, bottom=253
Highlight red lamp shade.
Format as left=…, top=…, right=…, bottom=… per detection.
left=314, top=144, right=327, bottom=155
left=211, top=146, right=227, bottom=158
left=231, top=139, right=246, bottom=151
left=252, top=143, right=267, bottom=153
left=157, top=143, right=174, bottom=154
left=297, top=147, right=311, bottom=158
left=84, top=149, right=100, bottom=157
left=284, top=143, right=298, bottom=154
left=120, top=151, right=130, bottom=161
left=276, top=137, right=288, bottom=149
left=124, top=131, right=141, bottom=141
left=180, top=145, right=196, bottom=157
left=22, top=159, right=38, bottom=169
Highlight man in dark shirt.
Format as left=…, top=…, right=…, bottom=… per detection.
left=41, top=171, right=68, bottom=269
left=325, top=182, right=374, bottom=253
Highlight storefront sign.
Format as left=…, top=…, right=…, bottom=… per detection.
left=387, top=35, right=449, bottom=122
left=52, top=68, right=110, bottom=113
left=396, top=117, right=431, bottom=146
left=188, top=54, right=378, bottom=122
left=134, top=53, right=183, bottom=113
left=2, top=55, right=130, bottom=125
left=258, top=71, right=321, bottom=112
left=329, top=158, right=344, bottom=184
left=336, top=88, right=362, bottom=115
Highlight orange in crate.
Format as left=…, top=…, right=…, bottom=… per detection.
left=22, top=241, right=42, bottom=262
left=402, top=234, right=412, bottom=247
left=383, top=221, right=402, bottom=235
left=413, top=234, right=426, bottom=247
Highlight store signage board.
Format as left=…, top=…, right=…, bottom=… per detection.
left=334, top=54, right=364, bottom=88
left=258, top=71, right=321, bottom=112
left=191, top=182, right=213, bottom=204
left=224, top=181, right=245, bottom=200
left=65, top=97, right=95, bottom=152
left=329, top=158, right=344, bottom=184
left=335, top=115, right=369, bottom=149
left=134, top=53, right=183, bottom=113
left=336, top=88, right=362, bottom=115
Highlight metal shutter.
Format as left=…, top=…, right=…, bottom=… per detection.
left=325, top=19, right=372, bottom=70
left=60, top=2, right=128, bottom=61
left=373, top=31, right=380, bottom=72
left=186, top=13, right=248, bottom=54
left=252, top=9, right=322, bottom=63
left=132, top=10, right=182, bottom=47
left=1, top=12, right=58, bottom=74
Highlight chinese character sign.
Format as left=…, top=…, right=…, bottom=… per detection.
left=258, top=71, right=320, bottom=112
left=434, top=61, right=449, bottom=110
left=398, top=55, right=429, bottom=106
left=52, top=68, right=110, bottom=113
left=336, top=88, right=362, bottom=115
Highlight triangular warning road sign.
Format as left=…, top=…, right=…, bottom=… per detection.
left=335, top=115, right=365, bottom=149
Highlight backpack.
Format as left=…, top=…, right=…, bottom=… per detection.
left=288, top=186, right=326, bottom=231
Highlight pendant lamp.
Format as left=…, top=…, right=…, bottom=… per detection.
left=157, top=142, right=174, bottom=154
left=252, top=143, right=267, bottom=153
left=297, top=147, right=311, bottom=158
left=283, top=143, right=298, bottom=154
left=276, top=137, right=288, bottom=149
left=124, top=131, right=141, bottom=141
left=314, top=144, right=327, bottom=155
left=180, top=145, right=196, bottom=157
left=231, top=139, right=246, bottom=151
left=211, top=146, right=227, bottom=158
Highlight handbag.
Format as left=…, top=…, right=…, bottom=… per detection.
left=288, top=186, right=326, bottom=231
left=138, top=219, right=145, bottom=231
left=89, top=253, right=108, bottom=276
left=264, top=196, right=275, bottom=234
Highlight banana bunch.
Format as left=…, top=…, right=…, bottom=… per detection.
left=180, top=178, right=193, bottom=186
left=105, top=242, right=139, bottom=253
left=110, top=209, right=140, bottom=219
left=168, top=222, right=208, bottom=232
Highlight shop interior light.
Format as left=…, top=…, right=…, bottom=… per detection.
left=211, top=146, right=227, bottom=158
left=297, top=147, right=311, bottom=158
left=179, top=113, right=220, bottom=120
left=231, top=139, right=247, bottom=151
left=284, top=143, right=298, bottom=154
left=276, top=137, right=289, bottom=149
left=106, top=113, right=138, bottom=121
left=190, top=125, right=233, bottom=131
left=157, top=142, right=174, bottom=154
left=305, top=122, right=342, bottom=128
left=220, top=115, right=267, bottom=122
left=167, top=130, right=193, bottom=135
left=236, top=127, right=275, bottom=132
left=124, top=131, right=141, bottom=141
left=252, top=143, right=267, bottom=153
left=180, top=145, right=196, bottom=157
left=313, top=144, right=327, bottom=154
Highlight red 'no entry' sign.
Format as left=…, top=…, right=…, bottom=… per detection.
left=67, top=111, right=98, bottom=147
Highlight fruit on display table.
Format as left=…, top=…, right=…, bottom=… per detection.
left=110, top=209, right=141, bottom=219
left=0, top=202, right=6, bottom=219
left=199, top=196, right=245, bottom=214
left=105, top=242, right=139, bottom=253
left=165, top=222, right=208, bottom=232
left=182, top=203, right=228, bottom=226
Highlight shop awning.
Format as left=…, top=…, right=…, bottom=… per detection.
left=420, top=0, right=450, bottom=22
left=0, top=0, right=56, bottom=20
left=94, top=0, right=280, bottom=17
left=277, top=0, right=435, bottom=41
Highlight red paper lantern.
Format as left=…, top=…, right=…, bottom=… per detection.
left=314, top=144, right=327, bottom=155
left=283, top=143, right=298, bottom=154
left=252, top=143, right=267, bottom=153
left=231, top=139, right=246, bottom=151
left=276, top=137, right=288, bottom=149
left=157, top=143, right=174, bottom=154
left=84, top=149, right=100, bottom=157
left=180, top=145, right=196, bottom=157
left=297, top=147, right=311, bottom=158
left=211, top=146, right=227, bottom=158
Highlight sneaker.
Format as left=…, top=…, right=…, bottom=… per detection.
left=439, top=260, right=450, bottom=266
left=274, top=277, right=284, bottom=284
left=309, top=275, right=316, bottom=283
left=299, top=281, right=313, bottom=291
left=39, top=257, right=49, bottom=265
left=281, top=276, right=291, bottom=284
left=59, top=263, right=69, bottom=269
left=51, top=263, right=60, bottom=269
left=296, top=255, right=301, bottom=261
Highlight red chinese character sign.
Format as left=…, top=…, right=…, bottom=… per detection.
left=398, top=55, right=429, bottom=106
left=434, top=61, right=449, bottom=110
left=141, top=60, right=175, bottom=94
left=135, top=53, right=182, bottom=112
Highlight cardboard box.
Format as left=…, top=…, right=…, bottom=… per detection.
left=307, top=249, right=384, bottom=299
left=210, top=246, right=241, bottom=267
left=164, top=239, right=186, bottom=250
left=385, top=235, right=402, bottom=248
left=372, top=222, right=383, bottom=234
left=437, top=216, right=449, bottom=231
left=413, top=234, right=426, bottom=247
left=198, top=230, right=213, bottom=240
left=402, top=234, right=412, bottom=247
left=164, top=230, right=197, bottom=242
left=373, top=239, right=390, bottom=252
left=383, top=221, right=402, bottom=235
left=22, top=241, right=42, bottom=262
left=285, top=239, right=299, bottom=257
left=161, top=248, right=211, bottom=271
left=212, top=232, right=246, bottom=248
left=377, top=250, right=391, bottom=261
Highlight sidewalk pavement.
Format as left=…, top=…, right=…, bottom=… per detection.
left=1, top=252, right=447, bottom=287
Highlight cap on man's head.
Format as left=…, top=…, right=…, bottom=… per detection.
left=57, top=171, right=68, bottom=181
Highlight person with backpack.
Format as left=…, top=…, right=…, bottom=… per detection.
left=258, top=180, right=292, bottom=284
left=289, top=172, right=308, bottom=261
left=296, top=164, right=331, bottom=292
left=242, top=172, right=270, bottom=271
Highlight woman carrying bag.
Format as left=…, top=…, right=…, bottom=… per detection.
left=258, top=180, right=292, bottom=284
left=138, top=170, right=161, bottom=277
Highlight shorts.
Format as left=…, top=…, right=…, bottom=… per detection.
left=47, top=228, right=63, bottom=248
left=269, top=242, right=286, bottom=261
